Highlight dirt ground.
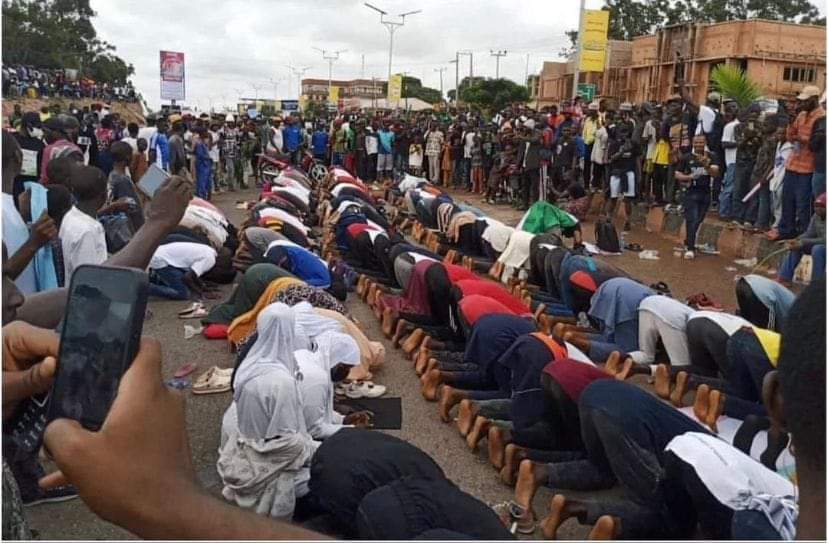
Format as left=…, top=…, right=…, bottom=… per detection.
left=25, top=185, right=747, bottom=540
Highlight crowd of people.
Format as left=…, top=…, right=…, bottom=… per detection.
left=0, top=77, right=825, bottom=541
left=2, top=65, right=138, bottom=102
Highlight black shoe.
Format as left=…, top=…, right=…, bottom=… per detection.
left=22, top=485, right=79, bottom=507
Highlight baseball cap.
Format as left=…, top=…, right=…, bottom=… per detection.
left=797, top=85, right=821, bottom=100
left=706, top=91, right=722, bottom=103
left=168, top=114, right=182, bottom=124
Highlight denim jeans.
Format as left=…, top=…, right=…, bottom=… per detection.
left=812, top=171, right=826, bottom=199
left=683, top=188, right=710, bottom=250
left=148, top=266, right=190, bottom=300
left=731, top=159, right=755, bottom=221
left=778, top=170, right=813, bottom=237
left=718, top=163, right=736, bottom=219
left=778, top=243, right=825, bottom=283
left=745, top=181, right=771, bottom=228
left=587, top=319, right=639, bottom=363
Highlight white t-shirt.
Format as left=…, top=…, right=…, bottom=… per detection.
left=208, top=131, right=220, bottom=161
left=59, top=206, right=108, bottom=282
left=464, top=131, right=476, bottom=159
left=2, top=193, right=37, bottom=294
left=121, top=137, right=138, bottom=154
left=365, top=132, right=378, bottom=155
left=268, top=127, right=284, bottom=153
left=638, top=295, right=695, bottom=330
left=643, top=120, right=658, bottom=160
left=137, top=126, right=157, bottom=143
left=695, top=105, right=718, bottom=136
left=149, top=242, right=217, bottom=277
left=722, top=119, right=740, bottom=165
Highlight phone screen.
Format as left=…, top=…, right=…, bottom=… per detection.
left=47, top=265, right=148, bottom=431
left=137, top=164, right=169, bottom=199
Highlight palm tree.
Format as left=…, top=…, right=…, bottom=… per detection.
left=710, top=64, right=763, bottom=109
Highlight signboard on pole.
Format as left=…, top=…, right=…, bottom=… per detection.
left=577, top=83, right=596, bottom=101
left=160, top=51, right=185, bottom=101
left=328, top=86, right=340, bottom=104
left=387, top=74, right=403, bottom=105
left=282, top=100, right=299, bottom=112
left=578, top=10, right=609, bottom=72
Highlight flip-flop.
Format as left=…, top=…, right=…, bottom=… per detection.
left=179, top=307, right=209, bottom=320
left=625, top=242, right=643, bottom=252
left=178, top=302, right=204, bottom=316
left=192, top=368, right=231, bottom=395
left=174, top=362, right=198, bottom=378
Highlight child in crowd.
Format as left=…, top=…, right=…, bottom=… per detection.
left=99, top=141, right=144, bottom=232
left=408, top=135, right=424, bottom=177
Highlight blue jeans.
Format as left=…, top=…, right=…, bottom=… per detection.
left=778, top=170, right=813, bottom=237
left=745, top=182, right=771, bottom=228
left=778, top=243, right=825, bottom=283
left=587, top=319, right=639, bottom=363
left=731, top=159, right=755, bottom=221
left=683, top=188, right=710, bottom=250
left=812, top=171, right=826, bottom=198
left=148, top=266, right=190, bottom=300
left=718, top=163, right=736, bottom=219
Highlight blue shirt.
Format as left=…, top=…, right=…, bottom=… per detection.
left=311, top=131, right=329, bottom=156
left=378, top=130, right=394, bottom=155
left=283, top=125, right=302, bottom=152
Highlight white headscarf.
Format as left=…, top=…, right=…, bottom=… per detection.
left=292, top=301, right=343, bottom=347
left=314, top=331, right=361, bottom=372
left=233, top=303, right=305, bottom=439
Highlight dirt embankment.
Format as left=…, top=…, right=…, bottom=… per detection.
left=3, top=97, right=145, bottom=125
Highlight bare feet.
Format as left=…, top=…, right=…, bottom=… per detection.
left=654, top=364, right=671, bottom=399
left=372, top=290, right=384, bottom=320
left=540, top=494, right=569, bottom=540
left=438, top=385, right=467, bottom=423
left=466, top=416, right=492, bottom=451
left=670, top=371, right=688, bottom=407
left=500, top=443, right=529, bottom=485
left=514, top=459, right=547, bottom=516
left=706, top=389, right=724, bottom=433
left=533, top=303, right=547, bottom=321
left=539, top=314, right=553, bottom=335
left=381, top=307, right=396, bottom=338
left=487, top=426, right=511, bottom=469
left=444, top=249, right=457, bottom=264
left=414, top=347, right=431, bottom=375
left=615, top=358, right=634, bottom=381
left=604, top=351, right=622, bottom=376
left=424, top=357, right=439, bottom=375
left=361, top=279, right=374, bottom=302
left=456, top=399, right=480, bottom=436
left=392, top=319, right=414, bottom=349
left=402, top=329, right=425, bottom=356
left=693, top=384, right=710, bottom=422
left=421, top=369, right=442, bottom=401
left=563, top=331, right=590, bottom=353
left=356, top=274, right=368, bottom=296
left=588, top=515, right=620, bottom=540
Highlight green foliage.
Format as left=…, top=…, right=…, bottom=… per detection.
left=457, top=78, right=529, bottom=114
left=2, top=0, right=134, bottom=83
left=401, top=76, right=442, bottom=104
left=710, top=64, right=763, bottom=108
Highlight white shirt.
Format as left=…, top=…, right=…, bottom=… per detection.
left=643, top=120, right=658, bottom=160
left=268, top=127, right=284, bottom=153
left=464, top=131, right=476, bottom=159
left=591, top=127, right=608, bottom=164
left=121, top=137, right=138, bottom=153
left=59, top=206, right=108, bottom=282
left=365, top=132, right=378, bottom=155
left=722, top=119, right=740, bottom=165
left=149, top=242, right=216, bottom=277
left=695, top=104, right=718, bottom=136
left=2, top=193, right=37, bottom=294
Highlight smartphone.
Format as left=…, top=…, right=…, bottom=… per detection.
left=46, top=265, right=149, bottom=431
left=137, top=163, right=170, bottom=199
left=8, top=266, right=148, bottom=458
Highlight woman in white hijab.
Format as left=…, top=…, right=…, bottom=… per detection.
left=296, top=331, right=367, bottom=439
left=218, top=303, right=319, bottom=520
left=292, top=301, right=343, bottom=347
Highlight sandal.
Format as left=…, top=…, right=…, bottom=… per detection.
left=492, top=501, right=536, bottom=534
left=649, top=281, right=671, bottom=295
left=193, top=367, right=233, bottom=392
left=178, top=302, right=204, bottom=316
left=179, top=307, right=209, bottom=319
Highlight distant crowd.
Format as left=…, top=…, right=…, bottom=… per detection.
left=2, top=64, right=137, bottom=102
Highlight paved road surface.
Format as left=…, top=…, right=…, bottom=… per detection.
left=26, top=187, right=745, bottom=540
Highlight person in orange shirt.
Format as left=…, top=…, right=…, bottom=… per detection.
left=772, top=85, right=826, bottom=240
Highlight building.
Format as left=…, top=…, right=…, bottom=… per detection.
left=533, top=19, right=825, bottom=107
left=625, top=19, right=826, bottom=104
left=301, top=78, right=387, bottom=104
left=526, top=74, right=541, bottom=107
left=535, top=40, right=632, bottom=107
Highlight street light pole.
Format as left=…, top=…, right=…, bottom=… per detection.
left=313, top=47, right=347, bottom=104
left=450, top=54, right=459, bottom=104
left=490, top=50, right=507, bottom=79
left=364, top=3, right=421, bottom=84
left=572, top=0, right=586, bottom=100
left=434, top=66, right=446, bottom=101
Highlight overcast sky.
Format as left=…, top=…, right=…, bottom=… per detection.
left=91, top=0, right=605, bottom=111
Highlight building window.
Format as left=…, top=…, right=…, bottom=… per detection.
left=784, top=66, right=816, bottom=83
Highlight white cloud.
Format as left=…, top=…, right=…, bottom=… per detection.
left=91, top=0, right=605, bottom=111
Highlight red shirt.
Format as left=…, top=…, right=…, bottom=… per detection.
left=786, top=107, right=826, bottom=174
left=346, top=223, right=379, bottom=238
left=456, top=279, right=531, bottom=316
left=458, top=295, right=514, bottom=326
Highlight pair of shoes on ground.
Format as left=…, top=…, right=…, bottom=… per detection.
left=192, top=366, right=233, bottom=395
left=335, top=381, right=386, bottom=399
left=179, top=302, right=208, bottom=319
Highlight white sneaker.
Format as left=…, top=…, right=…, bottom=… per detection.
left=345, top=381, right=387, bottom=399
left=683, top=250, right=695, bottom=260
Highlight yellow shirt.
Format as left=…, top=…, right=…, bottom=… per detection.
left=753, top=328, right=781, bottom=366
left=653, top=140, right=671, bottom=166
left=582, top=117, right=599, bottom=145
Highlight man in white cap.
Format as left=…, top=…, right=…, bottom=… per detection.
left=771, top=85, right=826, bottom=241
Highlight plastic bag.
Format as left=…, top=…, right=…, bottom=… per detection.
left=99, top=213, right=134, bottom=253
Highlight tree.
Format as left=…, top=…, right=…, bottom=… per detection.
left=709, top=64, right=762, bottom=108
left=2, top=0, right=134, bottom=83
left=456, top=78, right=529, bottom=113
left=401, top=76, right=442, bottom=104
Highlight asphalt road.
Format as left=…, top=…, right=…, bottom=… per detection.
left=25, top=186, right=745, bottom=540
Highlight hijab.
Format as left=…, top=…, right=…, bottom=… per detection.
left=292, top=301, right=343, bottom=347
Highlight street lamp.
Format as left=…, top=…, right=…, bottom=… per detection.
left=364, top=3, right=421, bottom=84
left=313, top=47, right=347, bottom=104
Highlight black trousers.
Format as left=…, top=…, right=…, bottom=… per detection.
left=521, top=168, right=540, bottom=206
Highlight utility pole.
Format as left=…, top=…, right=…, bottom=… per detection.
left=450, top=53, right=459, bottom=104
left=314, top=47, right=347, bottom=104
left=364, top=3, right=421, bottom=84
left=434, top=66, right=446, bottom=101
left=287, top=64, right=311, bottom=101
left=490, top=50, right=507, bottom=79
left=525, top=53, right=530, bottom=84
left=361, top=54, right=365, bottom=78
left=458, top=51, right=473, bottom=97
left=571, top=0, right=586, bottom=100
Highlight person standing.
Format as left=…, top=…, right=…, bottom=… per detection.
left=718, top=108, right=740, bottom=220
left=377, top=122, right=395, bottom=182
left=167, top=116, right=188, bottom=176
left=772, top=85, right=826, bottom=240
left=425, top=123, right=444, bottom=183
left=332, top=120, right=347, bottom=167
left=12, top=113, right=45, bottom=204
left=675, top=135, right=719, bottom=259
left=365, top=123, right=378, bottom=182
left=193, top=129, right=213, bottom=199
left=312, top=122, right=330, bottom=165
left=730, top=104, right=763, bottom=227
left=283, top=116, right=303, bottom=165
left=221, top=117, right=239, bottom=192
left=267, top=116, right=284, bottom=155
left=581, top=103, right=601, bottom=191
left=354, top=121, right=367, bottom=179
left=516, top=121, right=541, bottom=210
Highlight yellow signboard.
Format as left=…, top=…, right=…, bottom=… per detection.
left=579, top=9, right=610, bottom=72
left=387, top=74, right=403, bottom=104
left=328, top=86, right=340, bottom=103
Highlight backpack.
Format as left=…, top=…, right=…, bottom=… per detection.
left=595, top=220, right=620, bottom=253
